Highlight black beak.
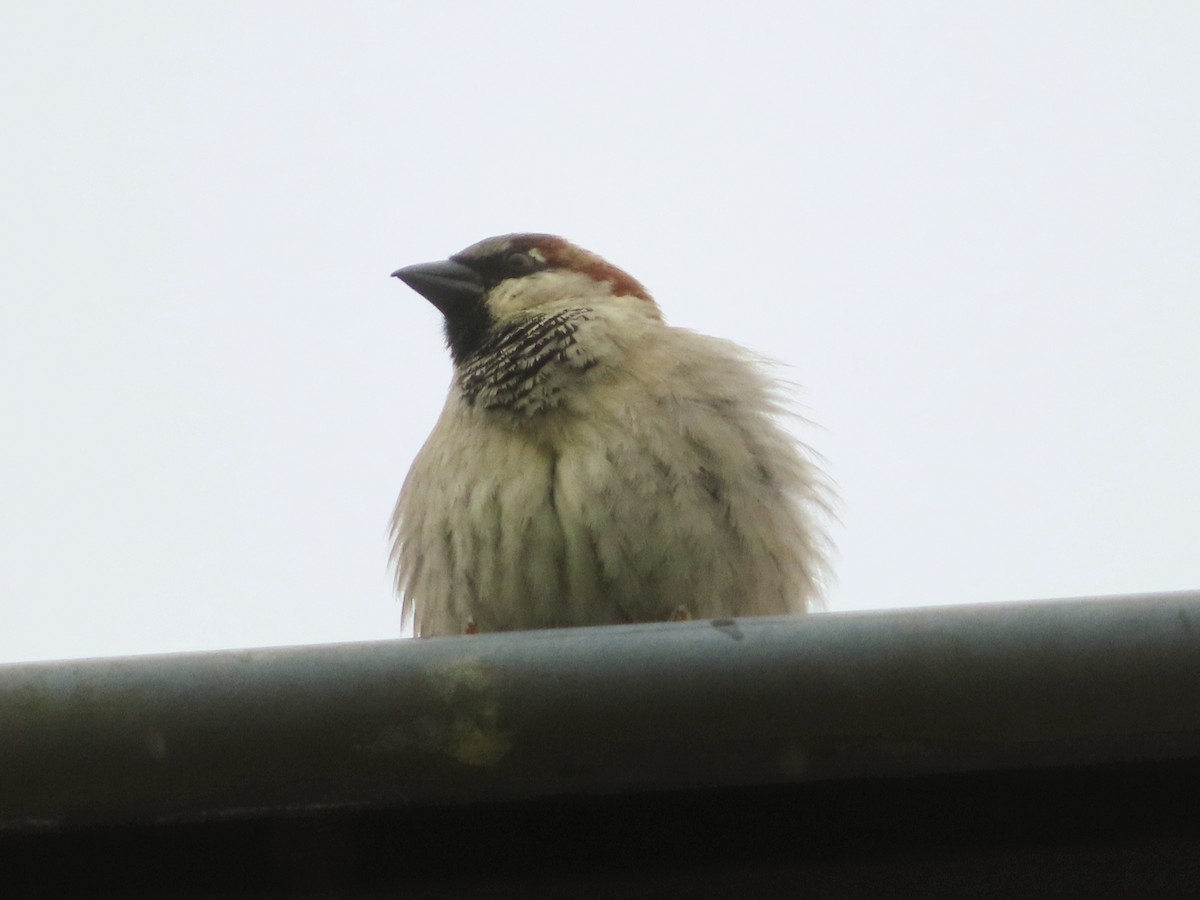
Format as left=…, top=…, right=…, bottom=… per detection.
left=392, top=259, right=485, bottom=318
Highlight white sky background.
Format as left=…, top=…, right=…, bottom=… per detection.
left=2, top=2, right=1198, bottom=663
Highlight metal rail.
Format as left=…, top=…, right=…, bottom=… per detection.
left=4, top=591, right=1198, bottom=831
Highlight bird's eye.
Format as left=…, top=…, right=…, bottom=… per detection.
left=503, top=251, right=536, bottom=275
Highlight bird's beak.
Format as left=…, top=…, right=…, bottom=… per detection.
left=391, top=259, right=486, bottom=317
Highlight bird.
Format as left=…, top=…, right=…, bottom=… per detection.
left=390, top=233, right=829, bottom=637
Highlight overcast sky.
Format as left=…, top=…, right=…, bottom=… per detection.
left=3, top=2, right=1198, bottom=663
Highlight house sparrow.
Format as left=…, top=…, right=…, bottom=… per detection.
left=391, top=234, right=828, bottom=637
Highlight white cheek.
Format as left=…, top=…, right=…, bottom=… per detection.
left=487, top=270, right=611, bottom=318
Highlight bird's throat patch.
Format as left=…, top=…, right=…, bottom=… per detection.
left=457, top=309, right=596, bottom=416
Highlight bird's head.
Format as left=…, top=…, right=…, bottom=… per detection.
left=392, top=234, right=659, bottom=365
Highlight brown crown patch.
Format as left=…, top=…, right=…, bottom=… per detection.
left=458, top=233, right=653, bottom=303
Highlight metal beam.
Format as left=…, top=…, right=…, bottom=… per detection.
left=3, top=591, right=1199, bottom=831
